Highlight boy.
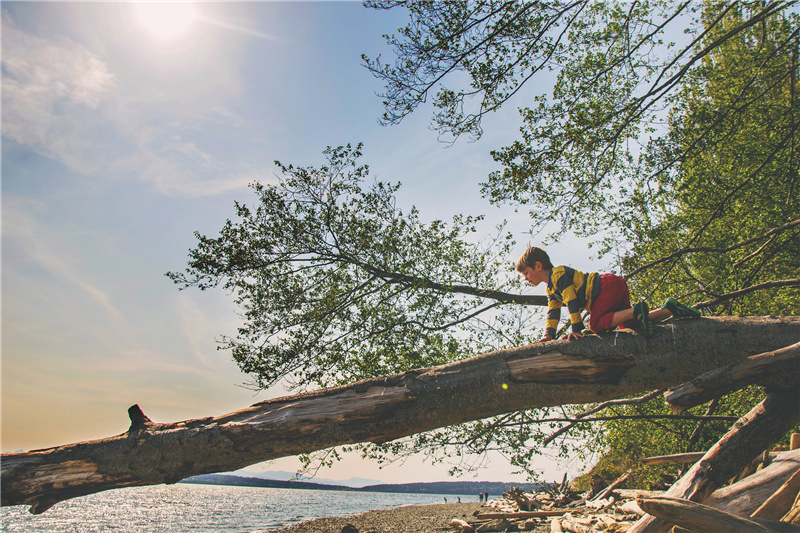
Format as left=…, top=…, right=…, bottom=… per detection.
left=516, top=247, right=700, bottom=341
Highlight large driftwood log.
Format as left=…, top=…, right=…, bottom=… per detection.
left=703, top=448, right=800, bottom=516
left=751, top=468, right=800, bottom=519
left=628, top=386, right=800, bottom=533
left=2, top=316, right=799, bottom=514
left=665, top=341, right=800, bottom=412
left=636, top=496, right=800, bottom=533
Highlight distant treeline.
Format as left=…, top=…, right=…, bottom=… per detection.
left=180, top=474, right=541, bottom=496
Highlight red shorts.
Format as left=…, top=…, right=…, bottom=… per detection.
left=589, top=273, right=637, bottom=333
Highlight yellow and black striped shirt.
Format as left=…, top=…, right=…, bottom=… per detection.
left=545, top=266, right=600, bottom=337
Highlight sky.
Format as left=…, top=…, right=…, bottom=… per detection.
left=1, top=1, right=603, bottom=486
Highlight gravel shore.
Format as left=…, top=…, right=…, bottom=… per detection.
left=260, top=502, right=485, bottom=533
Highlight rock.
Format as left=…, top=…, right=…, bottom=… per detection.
left=341, top=525, right=358, bottom=533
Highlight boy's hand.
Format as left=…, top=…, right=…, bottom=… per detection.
left=536, top=334, right=554, bottom=343
left=563, top=332, right=583, bottom=341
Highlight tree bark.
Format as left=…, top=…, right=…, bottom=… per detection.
left=636, top=496, right=800, bottom=533
left=703, top=449, right=800, bottom=517
left=751, top=468, right=800, bottom=519
left=2, top=316, right=798, bottom=514
left=784, top=492, right=800, bottom=524
left=628, top=386, right=800, bottom=533
left=665, top=341, right=800, bottom=412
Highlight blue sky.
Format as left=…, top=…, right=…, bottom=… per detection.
left=2, top=1, right=600, bottom=484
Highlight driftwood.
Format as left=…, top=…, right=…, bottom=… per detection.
left=476, top=510, right=568, bottom=519
left=550, top=518, right=563, bottom=533
left=733, top=450, right=772, bottom=483
left=628, top=385, right=800, bottom=533
left=590, top=469, right=630, bottom=502
left=640, top=452, right=706, bottom=465
left=2, top=316, right=799, bottom=514
left=450, top=518, right=475, bottom=532
left=559, top=520, right=593, bottom=533
left=751, top=468, right=800, bottom=519
left=505, top=486, right=540, bottom=511
left=785, top=491, right=800, bottom=524
left=637, top=496, right=800, bottom=532
left=475, top=518, right=512, bottom=532
left=704, top=448, right=800, bottom=516
left=665, top=341, right=800, bottom=412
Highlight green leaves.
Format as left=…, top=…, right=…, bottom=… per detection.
left=167, top=144, right=532, bottom=390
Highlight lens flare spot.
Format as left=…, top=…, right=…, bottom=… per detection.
left=134, top=2, right=197, bottom=43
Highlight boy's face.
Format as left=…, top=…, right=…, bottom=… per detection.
left=520, top=262, right=547, bottom=286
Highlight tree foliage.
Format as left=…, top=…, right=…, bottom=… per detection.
left=173, top=1, right=799, bottom=484
left=625, top=2, right=800, bottom=316
left=360, top=0, right=799, bottom=483
left=168, top=144, right=540, bottom=390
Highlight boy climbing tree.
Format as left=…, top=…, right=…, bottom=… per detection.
left=516, top=247, right=701, bottom=341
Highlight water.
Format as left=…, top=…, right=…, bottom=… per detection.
left=1, top=484, right=476, bottom=532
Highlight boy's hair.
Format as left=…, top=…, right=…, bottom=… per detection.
left=516, top=247, right=553, bottom=272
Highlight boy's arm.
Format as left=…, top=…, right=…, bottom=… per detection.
left=561, top=286, right=585, bottom=334
left=544, top=297, right=562, bottom=339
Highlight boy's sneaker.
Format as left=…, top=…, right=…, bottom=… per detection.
left=661, top=298, right=701, bottom=319
left=633, top=301, right=653, bottom=335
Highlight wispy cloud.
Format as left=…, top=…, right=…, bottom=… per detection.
left=1, top=199, right=128, bottom=330
left=1, top=13, right=116, bottom=173
left=2, top=10, right=257, bottom=197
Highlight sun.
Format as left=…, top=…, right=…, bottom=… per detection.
left=133, top=2, right=197, bottom=43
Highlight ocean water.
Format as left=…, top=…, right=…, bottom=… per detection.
left=1, top=484, right=476, bottom=532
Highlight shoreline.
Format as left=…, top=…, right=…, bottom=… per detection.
left=257, top=502, right=486, bottom=533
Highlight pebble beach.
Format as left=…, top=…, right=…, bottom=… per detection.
left=262, top=502, right=485, bottom=533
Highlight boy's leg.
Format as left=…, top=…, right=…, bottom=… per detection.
left=661, top=298, right=702, bottom=319
left=650, top=308, right=672, bottom=321
left=608, top=306, right=670, bottom=326
left=609, top=308, right=633, bottom=328
left=589, top=274, right=638, bottom=332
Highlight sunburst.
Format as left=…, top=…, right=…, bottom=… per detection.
left=133, top=2, right=197, bottom=43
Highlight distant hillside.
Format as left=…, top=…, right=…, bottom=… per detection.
left=181, top=474, right=540, bottom=497
left=358, top=480, right=541, bottom=496
left=181, top=474, right=351, bottom=492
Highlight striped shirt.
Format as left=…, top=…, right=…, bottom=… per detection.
left=545, top=266, right=601, bottom=337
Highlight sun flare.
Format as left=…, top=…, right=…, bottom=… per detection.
left=133, top=2, right=197, bottom=43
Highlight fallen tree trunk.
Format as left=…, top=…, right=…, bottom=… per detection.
left=628, top=385, right=800, bottom=533
left=2, top=316, right=798, bottom=514
left=636, top=496, right=800, bottom=533
left=665, top=341, right=800, bottom=412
